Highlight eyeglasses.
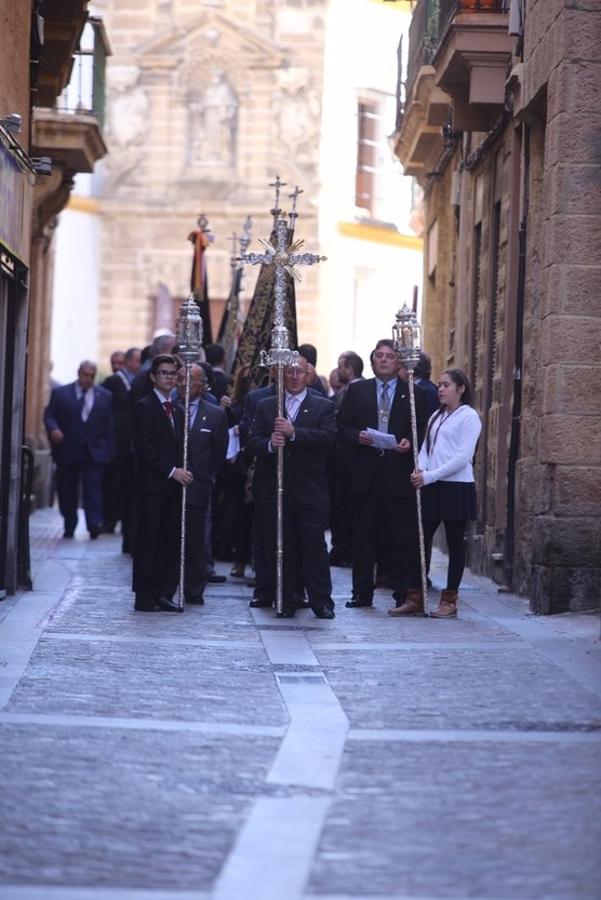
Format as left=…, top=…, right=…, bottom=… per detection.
left=157, top=370, right=178, bottom=378
left=285, top=367, right=307, bottom=376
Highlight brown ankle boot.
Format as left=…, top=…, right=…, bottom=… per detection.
left=430, top=589, right=458, bottom=618
left=388, top=588, right=425, bottom=617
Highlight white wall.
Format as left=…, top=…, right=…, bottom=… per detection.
left=317, top=0, right=422, bottom=374
left=51, top=173, right=101, bottom=383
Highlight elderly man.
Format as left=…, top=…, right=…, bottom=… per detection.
left=102, top=347, right=142, bottom=547
left=176, top=364, right=228, bottom=605
left=44, top=360, right=115, bottom=539
left=338, top=339, right=429, bottom=609
left=248, top=357, right=336, bottom=619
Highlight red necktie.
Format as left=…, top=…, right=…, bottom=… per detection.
left=163, top=400, right=173, bottom=420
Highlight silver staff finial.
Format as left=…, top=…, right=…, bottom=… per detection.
left=288, top=185, right=304, bottom=222
left=197, top=213, right=211, bottom=233
left=239, top=215, right=252, bottom=256
left=269, top=175, right=287, bottom=222
left=229, top=232, right=239, bottom=273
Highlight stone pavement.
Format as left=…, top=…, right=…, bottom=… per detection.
left=1, top=508, right=600, bottom=900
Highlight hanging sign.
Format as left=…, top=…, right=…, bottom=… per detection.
left=0, top=132, right=33, bottom=267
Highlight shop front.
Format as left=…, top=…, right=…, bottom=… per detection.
left=0, top=127, right=34, bottom=597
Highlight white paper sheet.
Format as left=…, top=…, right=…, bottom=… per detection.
left=366, top=428, right=398, bottom=451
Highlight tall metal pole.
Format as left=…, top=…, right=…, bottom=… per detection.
left=238, top=206, right=326, bottom=615
left=176, top=296, right=203, bottom=611
left=393, top=304, right=428, bottom=615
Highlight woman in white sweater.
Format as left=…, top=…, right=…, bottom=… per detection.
left=408, top=368, right=481, bottom=618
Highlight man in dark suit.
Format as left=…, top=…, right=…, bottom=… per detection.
left=102, top=347, right=141, bottom=549
left=131, top=354, right=193, bottom=612
left=44, top=360, right=115, bottom=539
left=248, top=358, right=336, bottom=619
left=338, top=339, right=429, bottom=609
left=176, top=364, right=228, bottom=605
left=204, top=344, right=230, bottom=402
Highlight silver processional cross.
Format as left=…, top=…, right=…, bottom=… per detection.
left=238, top=213, right=326, bottom=615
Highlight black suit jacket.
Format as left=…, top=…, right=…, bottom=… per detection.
left=337, top=377, right=428, bottom=497
left=211, top=369, right=230, bottom=403
left=178, top=399, right=228, bottom=507
left=44, top=382, right=115, bottom=465
left=102, top=372, right=133, bottom=452
left=248, top=392, right=336, bottom=505
left=132, top=391, right=183, bottom=495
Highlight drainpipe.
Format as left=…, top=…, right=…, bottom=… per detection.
left=504, top=121, right=529, bottom=590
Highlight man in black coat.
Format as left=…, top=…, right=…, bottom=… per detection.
left=131, top=354, right=193, bottom=612
left=248, top=358, right=336, bottom=619
left=44, top=360, right=115, bottom=539
left=102, top=347, right=141, bottom=549
left=338, top=339, right=429, bottom=608
left=176, top=364, right=228, bottom=605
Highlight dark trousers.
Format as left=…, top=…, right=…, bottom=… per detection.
left=257, top=494, right=333, bottom=612
left=132, top=492, right=180, bottom=602
left=351, top=489, right=420, bottom=602
left=103, top=449, right=135, bottom=547
left=422, top=519, right=467, bottom=590
left=56, top=457, right=104, bottom=534
left=329, top=454, right=354, bottom=563
left=185, top=503, right=207, bottom=601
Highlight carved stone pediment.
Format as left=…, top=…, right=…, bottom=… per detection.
left=137, top=10, right=286, bottom=75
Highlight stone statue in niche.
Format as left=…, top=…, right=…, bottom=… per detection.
left=189, top=70, right=238, bottom=167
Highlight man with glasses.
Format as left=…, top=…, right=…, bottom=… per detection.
left=131, top=354, right=193, bottom=612
left=248, top=358, right=336, bottom=619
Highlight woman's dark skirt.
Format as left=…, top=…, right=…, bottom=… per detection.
left=421, top=480, right=477, bottom=522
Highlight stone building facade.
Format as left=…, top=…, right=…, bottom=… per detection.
left=90, top=0, right=329, bottom=363
left=394, top=0, right=601, bottom=612
left=0, top=0, right=108, bottom=594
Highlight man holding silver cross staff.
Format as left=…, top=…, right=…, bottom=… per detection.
left=388, top=304, right=430, bottom=617
left=240, top=212, right=331, bottom=618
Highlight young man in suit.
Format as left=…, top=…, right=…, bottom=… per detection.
left=338, top=339, right=429, bottom=609
left=102, top=347, right=141, bottom=549
left=176, top=364, right=228, bottom=605
left=248, top=357, right=336, bottom=619
left=131, top=354, right=193, bottom=612
left=44, top=360, right=115, bottom=539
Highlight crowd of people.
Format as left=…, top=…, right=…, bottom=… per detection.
left=43, top=334, right=482, bottom=620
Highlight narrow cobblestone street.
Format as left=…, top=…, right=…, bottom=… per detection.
left=1, top=508, right=600, bottom=899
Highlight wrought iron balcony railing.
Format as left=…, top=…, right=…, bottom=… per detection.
left=439, top=0, right=509, bottom=32
left=55, top=17, right=110, bottom=129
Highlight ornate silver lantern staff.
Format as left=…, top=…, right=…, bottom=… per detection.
left=392, top=304, right=428, bottom=616
left=238, top=213, right=326, bottom=615
left=176, top=295, right=203, bottom=610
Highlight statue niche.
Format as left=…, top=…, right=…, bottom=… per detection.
left=187, top=70, right=238, bottom=173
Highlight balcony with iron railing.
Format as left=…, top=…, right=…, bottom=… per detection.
left=433, top=0, right=513, bottom=131
left=393, top=0, right=451, bottom=182
left=32, top=18, right=110, bottom=175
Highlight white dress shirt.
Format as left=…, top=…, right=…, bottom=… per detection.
left=75, top=384, right=94, bottom=422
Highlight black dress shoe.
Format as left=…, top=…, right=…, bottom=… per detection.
left=186, top=596, right=204, bottom=605
left=63, top=531, right=74, bottom=539
left=277, top=609, right=296, bottom=619
left=89, top=525, right=102, bottom=540
left=294, top=599, right=311, bottom=610
left=158, top=596, right=183, bottom=613
left=207, top=573, right=227, bottom=584
left=345, top=598, right=373, bottom=608
left=249, top=598, right=273, bottom=608
left=313, top=607, right=335, bottom=619
left=134, top=597, right=161, bottom=612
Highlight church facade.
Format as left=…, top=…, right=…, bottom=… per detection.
left=51, top=0, right=422, bottom=381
